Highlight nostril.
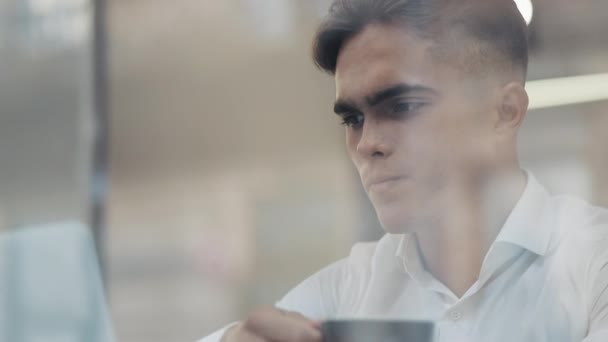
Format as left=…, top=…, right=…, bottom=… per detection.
left=372, top=151, right=384, bottom=157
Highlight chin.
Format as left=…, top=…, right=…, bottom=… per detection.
left=367, top=193, right=412, bottom=233
left=372, top=197, right=435, bottom=235
left=374, top=205, right=417, bottom=234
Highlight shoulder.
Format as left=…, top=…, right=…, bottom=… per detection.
left=549, top=195, right=608, bottom=254
left=276, top=235, right=400, bottom=317
left=546, top=196, right=608, bottom=292
left=319, top=234, right=403, bottom=294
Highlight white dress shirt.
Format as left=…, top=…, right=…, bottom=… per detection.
left=200, top=173, right=608, bottom=342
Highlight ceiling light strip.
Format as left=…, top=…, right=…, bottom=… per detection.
left=527, top=73, right=608, bottom=110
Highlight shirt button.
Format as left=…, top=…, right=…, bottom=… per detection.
left=449, top=310, right=462, bottom=321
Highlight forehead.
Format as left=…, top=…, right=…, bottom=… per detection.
left=335, top=23, right=454, bottom=100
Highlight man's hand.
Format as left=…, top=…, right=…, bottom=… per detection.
left=222, top=306, right=322, bottom=342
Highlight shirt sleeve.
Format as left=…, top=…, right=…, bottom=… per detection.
left=196, top=259, right=348, bottom=342
left=275, top=258, right=347, bottom=320
left=582, top=231, right=608, bottom=342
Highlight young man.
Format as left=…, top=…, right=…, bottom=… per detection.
left=201, top=0, right=608, bottom=341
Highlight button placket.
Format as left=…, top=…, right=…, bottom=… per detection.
left=448, top=310, right=462, bottom=321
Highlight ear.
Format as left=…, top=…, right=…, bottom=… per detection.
left=495, top=82, right=529, bottom=135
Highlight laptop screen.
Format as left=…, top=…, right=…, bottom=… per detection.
left=0, top=222, right=115, bottom=342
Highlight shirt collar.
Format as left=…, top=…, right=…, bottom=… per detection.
left=395, top=233, right=423, bottom=275
left=394, top=233, right=449, bottom=293
left=493, top=170, right=553, bottom=256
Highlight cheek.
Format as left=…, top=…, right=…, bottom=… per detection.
left=401, top=123, right=446, bottom=167
left=399, top=117, right=472, bottom=188
left=417, top=123, right=493, bottom=181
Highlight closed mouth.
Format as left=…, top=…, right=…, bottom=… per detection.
left=367, top=176, right=404, bottom=189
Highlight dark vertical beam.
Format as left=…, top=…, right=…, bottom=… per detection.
left=91, top=0, right=109, bottom=288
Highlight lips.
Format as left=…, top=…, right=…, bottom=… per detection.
left=365, top=176, right=405, bottom=191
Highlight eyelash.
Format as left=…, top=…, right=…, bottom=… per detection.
left=393, top=102, right=424, bottom=113
left=341, top=113, right=364, bottom=128
left=340, top=102, right=425, bottom=128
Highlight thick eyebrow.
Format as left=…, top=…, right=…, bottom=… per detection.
left=333, top=100, right=358, bottom=116
left=365, top=83, right=438, bottom=107
left=333, top=83, right=438, bottom=115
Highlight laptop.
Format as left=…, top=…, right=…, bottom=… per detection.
left=0, top=221, right=115, bottom=342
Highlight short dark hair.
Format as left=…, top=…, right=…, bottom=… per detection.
left=312, top=0, right=529, bottom=79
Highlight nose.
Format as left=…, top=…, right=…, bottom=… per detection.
left=356, top=120, right=392, bottom=159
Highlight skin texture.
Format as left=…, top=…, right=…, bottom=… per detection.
left=224, top=22, right=529, bottom=341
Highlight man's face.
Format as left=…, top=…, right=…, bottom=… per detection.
left=334, top=24, right=500, bottom=233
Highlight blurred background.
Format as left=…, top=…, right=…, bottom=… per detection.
left=1, top=0, right=608, bottom=341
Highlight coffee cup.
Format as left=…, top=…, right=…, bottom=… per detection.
left=321, top=319, right=435, bottom=342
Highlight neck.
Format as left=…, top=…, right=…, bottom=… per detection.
left=414, top=167, right=527, bottom=298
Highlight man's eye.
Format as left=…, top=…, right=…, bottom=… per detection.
left=341, top=113, right=364, bottom=128
left=393, top=102, right=424, bottom=114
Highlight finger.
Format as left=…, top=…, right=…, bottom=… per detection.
left=286, top=312, right=322, bottom=330
left=309, top=320, right=323, bottom=329
left=282, top=309, right=322, bottom=329
left=224, top=323, right=267, bottom=342
left=245, top=307, right=321, bottom=342
left=238, top=329, right=267, bottom=342
left=277, top=308, right=324, bottom=337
